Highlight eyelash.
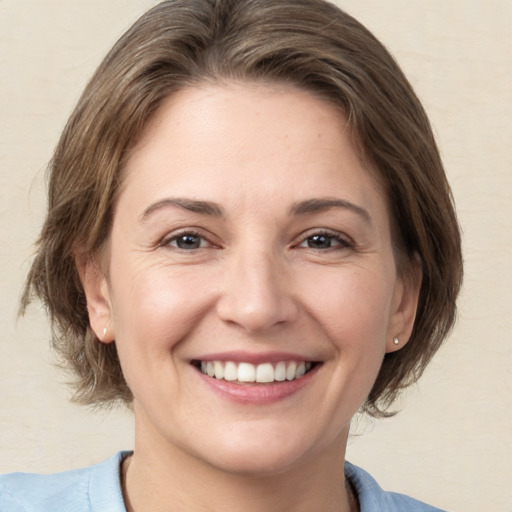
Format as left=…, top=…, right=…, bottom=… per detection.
left=161, top=229, right=213, bottom=250
left=160, top=228, right=353, bottom=252
left=296, top=229, right=353, bottom=251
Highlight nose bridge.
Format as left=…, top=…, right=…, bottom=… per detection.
left=216, top=241, right=297, bottom=333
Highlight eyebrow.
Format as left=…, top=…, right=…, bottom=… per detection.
left=139, top=196, right=371, bottom=224
left=289, top=197, right=372, bottom=224
left=140, top=198, right=224, bottom=221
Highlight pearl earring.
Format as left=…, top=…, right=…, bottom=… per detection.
left=393, top=337, right=399, bottom=345
left=103, top=328, right=107, bottom=338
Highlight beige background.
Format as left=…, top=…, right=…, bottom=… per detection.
left=1, top=1, right=510, bottom=511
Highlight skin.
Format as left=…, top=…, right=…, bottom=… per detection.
left=82, top=83, right=420, bottom=512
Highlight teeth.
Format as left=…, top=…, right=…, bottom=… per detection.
left=214, top=361, right=224, bottom=379
left=238, top=362, right=256, bottom=382
left=256, top=363, right=274, bottom=383
left=286, top=361, right=297, bottom=381
left=199, top=360, right=314, bottom=383
left=224, top=361, right=238, bottom=381
left=274, top=362, right=286, bottom=381
left=296, top=362, right=306, bottom=378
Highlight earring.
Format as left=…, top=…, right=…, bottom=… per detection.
left=103, top=327, right=107, bottom=338
left=393, top=337, right=399, bottom=345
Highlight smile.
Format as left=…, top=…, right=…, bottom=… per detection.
left=197, top=360, right=315, bottom=383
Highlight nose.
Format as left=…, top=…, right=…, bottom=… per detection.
left=216, top=249, right=299, bottom=334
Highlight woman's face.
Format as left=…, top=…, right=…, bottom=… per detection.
left=85, top=83, right=417, bottom=475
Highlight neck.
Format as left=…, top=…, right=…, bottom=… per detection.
left=123, top=414, right=355, bottom=512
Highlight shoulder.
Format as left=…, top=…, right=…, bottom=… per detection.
left=345, top=461, right=448, bottom=512
left=0, top=451, right=129, bottom=512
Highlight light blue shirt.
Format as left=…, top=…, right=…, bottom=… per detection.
left=0, top=452, right=446, bottom=511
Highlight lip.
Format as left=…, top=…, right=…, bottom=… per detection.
left=192, top=350, right=315, bottom=365
left=192, top=354, right=322, bottom=405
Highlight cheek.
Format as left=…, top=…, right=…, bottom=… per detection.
left=298, top=265, right=394, bottom=350
left=109, top=260, right=214, bottom=355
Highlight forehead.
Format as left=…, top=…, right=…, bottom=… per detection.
left=130, top=82, right=349, bottom=160
left=120, top=82, right=386, bottom=219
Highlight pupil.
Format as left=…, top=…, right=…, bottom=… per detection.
left=177, top=234, right=200, bottom=249
left=308, top=235, right=331, bottom=249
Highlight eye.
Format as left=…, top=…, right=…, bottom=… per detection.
left=165, top=231, right=210, bottom=250
left=298, top=231, right=351, bottom=250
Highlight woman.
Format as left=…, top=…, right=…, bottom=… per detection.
left=0, top=0, right=462, bottom=510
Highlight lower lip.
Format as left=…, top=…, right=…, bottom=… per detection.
left=195, top=364, right=321, bottom=405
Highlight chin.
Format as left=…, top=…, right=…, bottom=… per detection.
left=191, top=422, right=333, bottom=477
left=202, top=445, right=307, bottom=477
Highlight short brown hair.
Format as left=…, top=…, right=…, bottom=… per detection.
left=22, top=0, right=462, bottom=416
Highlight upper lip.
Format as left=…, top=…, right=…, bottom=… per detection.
left=191, top=351, right=318, bottom=365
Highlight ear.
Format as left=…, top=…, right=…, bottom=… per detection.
left=386, top=259, right=422, bottom=353
left=76, top=252, right=115, bottom=344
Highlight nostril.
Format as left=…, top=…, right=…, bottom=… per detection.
left=216, top=292, right=299, bottom=334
